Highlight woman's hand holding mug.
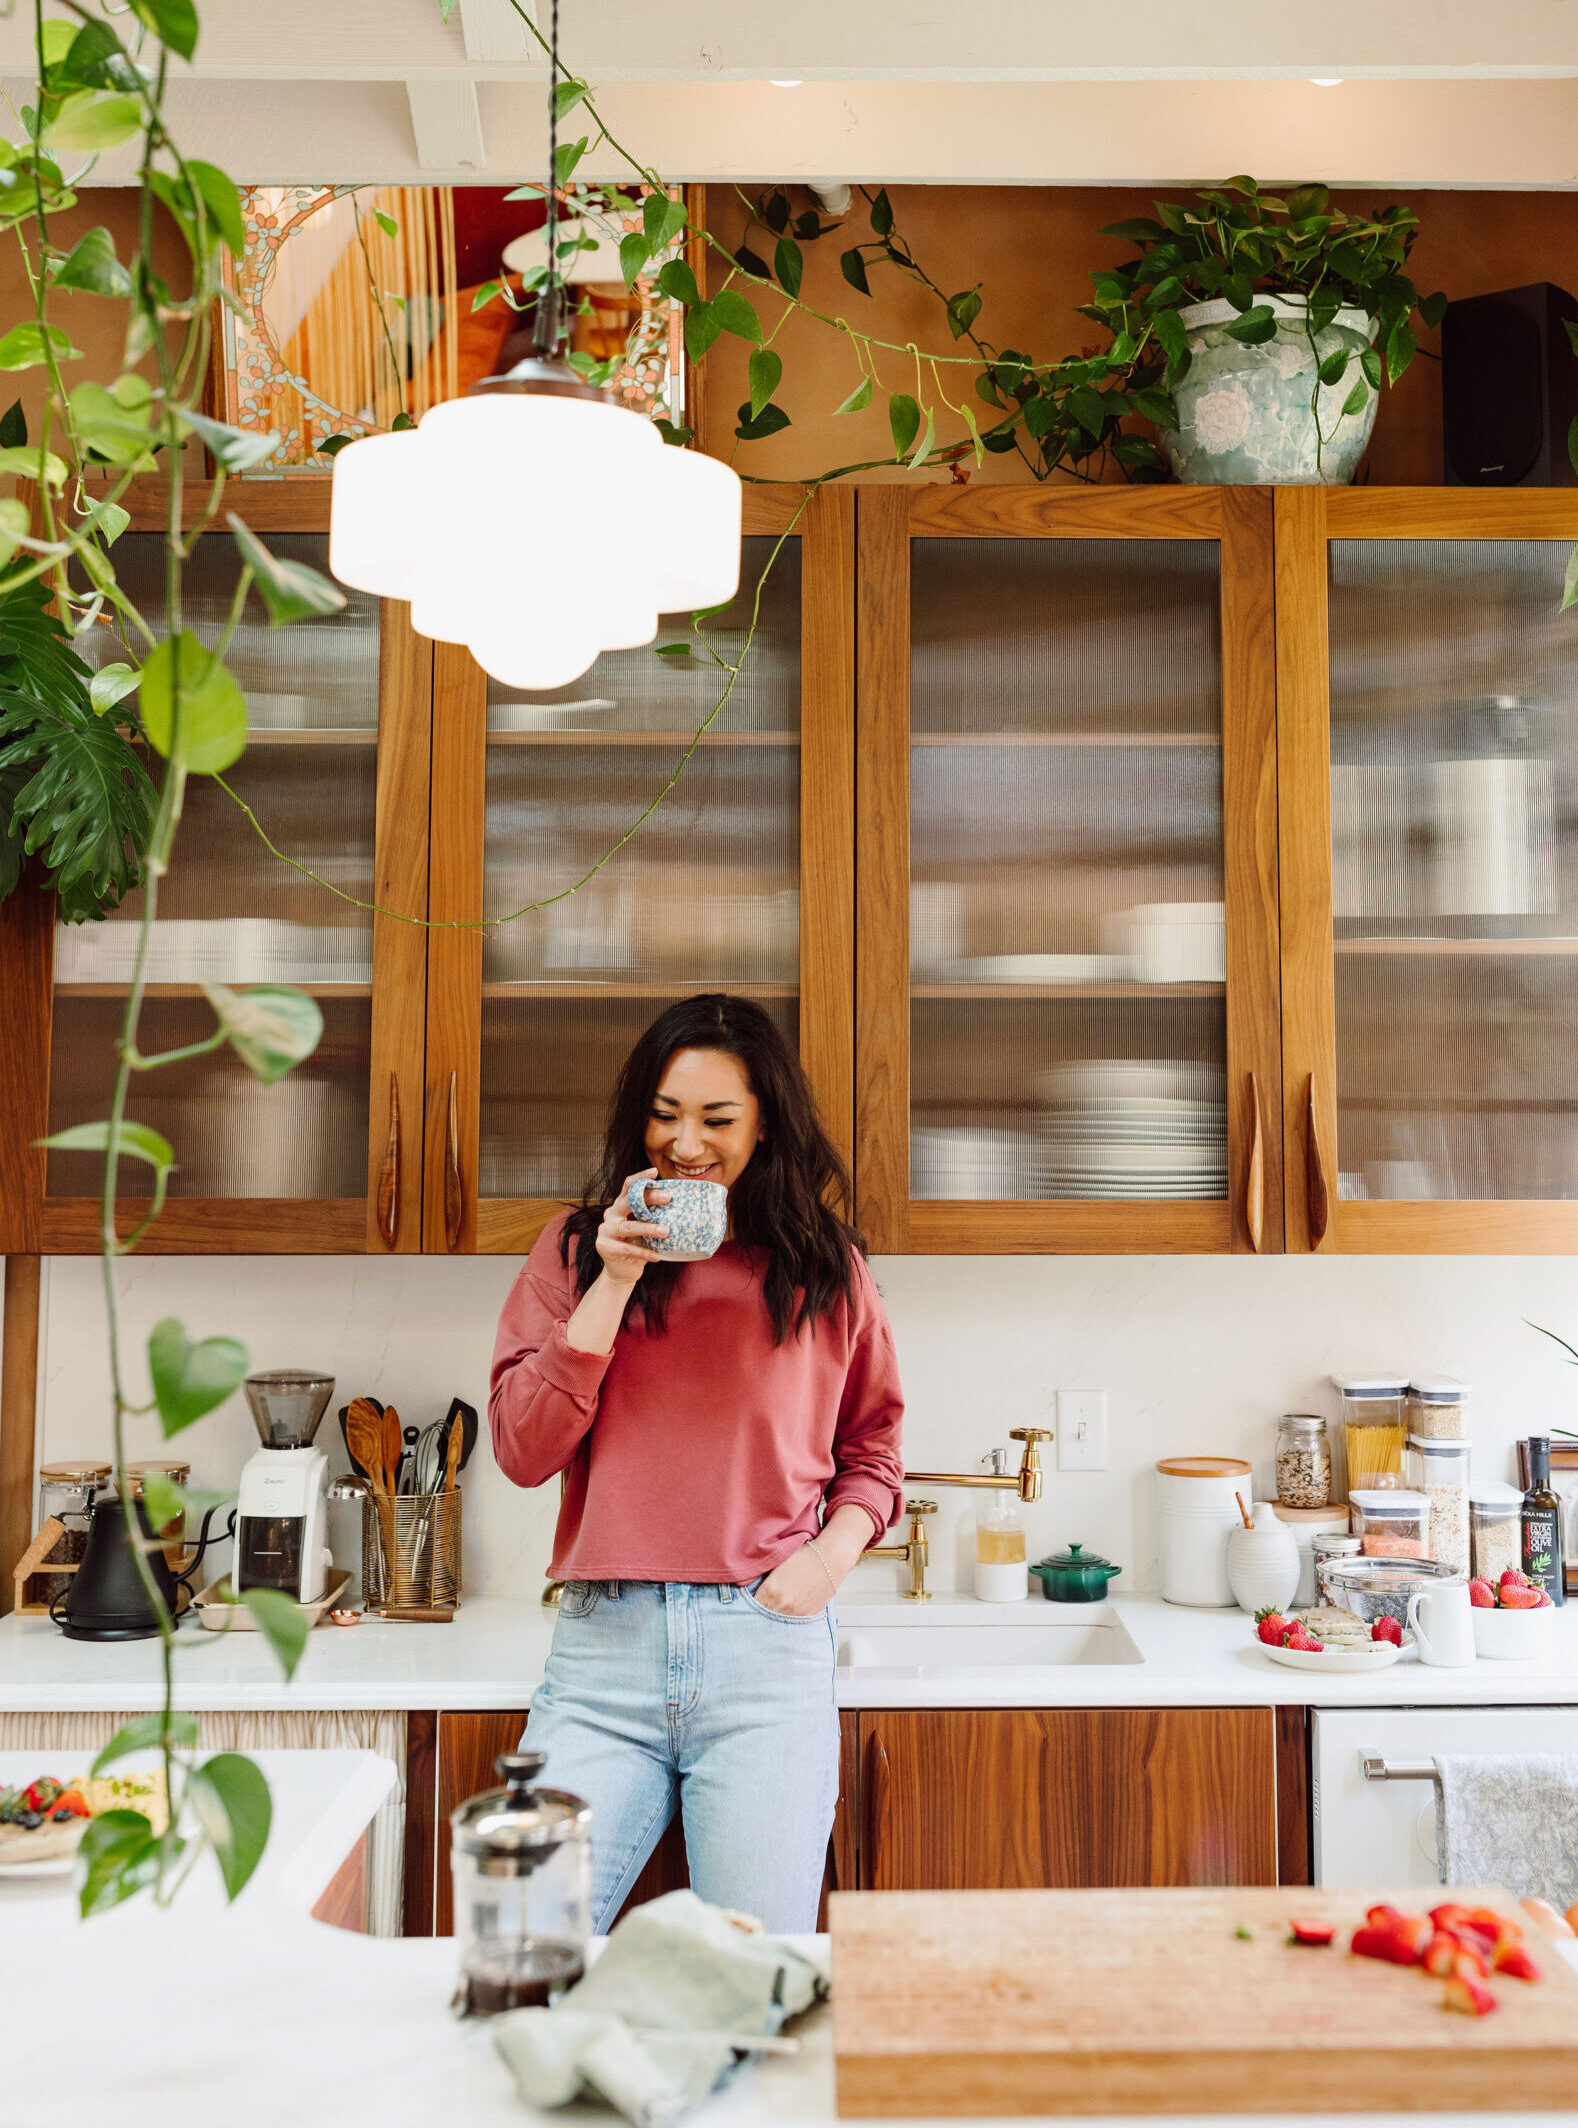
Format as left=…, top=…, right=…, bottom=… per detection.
left=595, top=1169, right=670, bottom=1287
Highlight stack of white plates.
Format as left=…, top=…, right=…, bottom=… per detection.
left=911, top=1127, right=1029, bottom=1200
left=1033, top=1060, right=1227, bottom=1200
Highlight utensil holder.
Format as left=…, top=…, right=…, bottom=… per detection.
left=364, top=1489, right=461, bottom=1613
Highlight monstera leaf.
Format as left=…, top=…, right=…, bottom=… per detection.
left=0, top=579, right=155, bottom=921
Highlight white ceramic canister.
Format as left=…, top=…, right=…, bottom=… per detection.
left=1272, top=1504, right=1353, bottom=1609
left=1227, top=1500, right=1302, bottom=1616
left=1156, top=1457, right=1252, bottom=1608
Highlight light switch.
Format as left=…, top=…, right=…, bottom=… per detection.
left=1056, top=1390, right=1107, bottom=1470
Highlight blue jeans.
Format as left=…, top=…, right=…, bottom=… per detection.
left=522, top=1578, right=840, bottom=1934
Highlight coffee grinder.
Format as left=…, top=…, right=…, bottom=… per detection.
left=234, top=1372, right=334, bottom=1602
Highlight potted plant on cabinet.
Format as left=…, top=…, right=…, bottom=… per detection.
left=1083, top=178, right=1447, bottom=484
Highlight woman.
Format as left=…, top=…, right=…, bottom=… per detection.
left=489, top=993, right=904, bottom=1933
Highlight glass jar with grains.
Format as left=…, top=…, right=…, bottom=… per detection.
left=1406, top=1378, right=1469, bottom=1441
left=1275, top=1415, right=1332, bottom=1509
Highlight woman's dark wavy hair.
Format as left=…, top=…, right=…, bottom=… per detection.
left=561, top=993, right=863, bottom=1343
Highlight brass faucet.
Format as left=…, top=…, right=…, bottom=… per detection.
left=866, top=1499, right=938, bottom=1600
left=907, top=1427, right=1054, bottom=1503
left=869, top=1429, right=1053, bottom=1600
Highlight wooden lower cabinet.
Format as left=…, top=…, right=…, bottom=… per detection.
left=414, top=1705, right=1278, bottom=1931
left=855, top=1708, right=1278, bottom=1891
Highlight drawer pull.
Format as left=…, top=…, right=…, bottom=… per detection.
left=376, top=1072, right=400, bottom=1249
left=1245, top=1072, right=1264, bottom=1254
left=1305, top=1077, right=1330, bottom=1250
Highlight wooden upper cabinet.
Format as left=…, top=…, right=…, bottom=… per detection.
left=855, top=484, right=1282, bottom=1255
left=422, top=485, right=855, bottom=1256
left=1277, top=489, right=1578, bottom=1253
left=5, top=479, right=433, bottom=1254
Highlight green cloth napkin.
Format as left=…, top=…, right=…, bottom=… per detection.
left=491, top=1889, right=829, bottom=2127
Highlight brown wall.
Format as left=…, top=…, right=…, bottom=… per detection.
left=0, top=192, right=190, bottom=442
left=699, top=185, right=1578, bottom=486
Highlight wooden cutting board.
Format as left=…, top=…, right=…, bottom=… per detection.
left=831, top=1886, right=1578, bottom=2116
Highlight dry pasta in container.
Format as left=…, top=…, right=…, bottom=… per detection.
left=1333, top=1373, right=1408, bottom=1494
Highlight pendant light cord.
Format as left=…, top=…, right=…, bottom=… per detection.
left=534, top=0, right=562, bottom=358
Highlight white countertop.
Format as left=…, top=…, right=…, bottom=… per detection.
left=4, top=1911, right=1577, bottom=2128
left=3, top=1594, right=1578, bottom=1713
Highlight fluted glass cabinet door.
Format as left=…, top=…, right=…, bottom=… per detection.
left=33, top=485, right=430, bottom=1252
left=1278, top=489, right=1578, bottom=1253
left=856, top=486, right=1281, bottom=1254
left=422, top=488, right=854, bottom=1254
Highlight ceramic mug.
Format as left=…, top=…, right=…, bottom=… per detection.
left=626, top=1176, right=728, bottom=1262
left=1406, top=1582, right=1477, bottom=1667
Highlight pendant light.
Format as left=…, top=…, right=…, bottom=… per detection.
left=327, top=0, right=741, bottom=688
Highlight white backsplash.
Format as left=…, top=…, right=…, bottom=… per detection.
left=18, top=1251, right=1578, bottom=1601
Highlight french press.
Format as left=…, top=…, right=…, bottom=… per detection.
left=450, top=1752, right=591, bottom=2017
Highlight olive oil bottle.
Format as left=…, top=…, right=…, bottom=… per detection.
left=1520, top=1436, right=1565, bottom=1606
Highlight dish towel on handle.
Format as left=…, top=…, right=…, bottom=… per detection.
left=491, top=1889, right=829, bottom=2128
left=1435, top=1753, right=1578, bottom=1910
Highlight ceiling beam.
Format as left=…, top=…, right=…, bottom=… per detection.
left=20, top=75, right=1578, bottom=190
left=1, top=0, right=1576, bottom=82
left=406, top=78, right=487, bottom=171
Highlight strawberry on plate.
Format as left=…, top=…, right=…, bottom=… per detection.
left=1371, top=1615, right=1403, bottom=1646
left=1255, top=1607, right=1290, bottom=1646
left=1283, top=1624, right=1323, bottom=1652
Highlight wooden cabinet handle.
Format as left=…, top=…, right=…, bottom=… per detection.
left=375, top=1072, right=401, bottom=1250
left=443, top=1070, right=464, bottom=1251
left=1245, top=1071, right=1264, bottom=1255
left=864, top=1733, right=890, bottom=1891
left=1305, top=1076, right=1330, bottom=1251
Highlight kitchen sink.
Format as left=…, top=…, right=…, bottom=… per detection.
left=837, top=1603, right=1143, bottom=1673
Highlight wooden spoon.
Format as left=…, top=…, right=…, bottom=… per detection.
left=443, top=1416, right=463, bottom=1495
left=381, top=1404, right=403, bottom=1495
left=345, top=1400, right=397, bottom=1597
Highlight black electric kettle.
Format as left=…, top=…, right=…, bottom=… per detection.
left=51, top=1492, right=180, bottom=1642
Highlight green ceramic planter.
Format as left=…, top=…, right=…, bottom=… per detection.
left=1161, top=295, right=1380, bottom=486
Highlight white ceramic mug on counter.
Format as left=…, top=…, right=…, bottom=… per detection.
left=1407, top=1581, right=1477, bottom=1667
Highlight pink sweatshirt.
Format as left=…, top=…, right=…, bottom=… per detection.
left=489, top=1211, right=906, bottom=1582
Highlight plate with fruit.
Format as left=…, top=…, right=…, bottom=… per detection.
left=1253, top=1604, right=1406, bottom=1671
left=0, top=1769, right=168, bottom=1877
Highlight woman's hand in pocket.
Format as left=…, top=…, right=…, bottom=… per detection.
left=753, top=1543, right=840, bottom=1617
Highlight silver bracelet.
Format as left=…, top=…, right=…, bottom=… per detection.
left=804, top=1538, right=839, bottom=1599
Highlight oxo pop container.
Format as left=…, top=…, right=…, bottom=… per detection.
left=1350, top=1487, right=1429, bottom=1559
left=1469, top=1479, right=1523, bottom=1586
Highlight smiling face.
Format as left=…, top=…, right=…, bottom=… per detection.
left=643, top=1046, right=764, bottom=1190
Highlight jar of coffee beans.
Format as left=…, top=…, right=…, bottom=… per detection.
left=1275, top=1414, right=1333, bottom=1509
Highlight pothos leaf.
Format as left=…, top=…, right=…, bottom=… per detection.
left=147, top=1316, right=249, bottom=1436
left=888, top=391, right=920, bottom=460
left=747, top=347, right=783, bottom=420
left=833, top=376, right=873, bottom=416
left=201, top=981, right=323, bottom=1084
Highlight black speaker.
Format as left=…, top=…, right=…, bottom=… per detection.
left=1442, top=282, right=1578, bottom=486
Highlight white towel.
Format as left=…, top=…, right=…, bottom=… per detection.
left=1434, top=1752, right=1578, bottom=1910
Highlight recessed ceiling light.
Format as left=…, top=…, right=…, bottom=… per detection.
left=1309, top=76, right=1344, bottom=87
left=770, top=79, right=803, bottom=88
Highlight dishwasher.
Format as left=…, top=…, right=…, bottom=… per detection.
left=1312, top=1705, right=1578, bottom=1887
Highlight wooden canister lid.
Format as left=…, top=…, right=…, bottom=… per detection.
left=1156, top=1456, right=1251, bottom=1478
left=39, top=1460, right=111, bottom=1482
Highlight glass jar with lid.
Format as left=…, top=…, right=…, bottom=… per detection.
left=1469, top=1478, right=1522, bottom=1585
left=1407, top=1378, right=1470, bottom=1441
left=1406, top=1435, right=1471, bottom=1576
left=1275, top=1415, right=1332, bottom=1508
left=450, top=1752, right=591, bottom=2018
left=36, top=1462, right=110, bottom=1606
left=1333, top=1374, right=1408, bottom=1493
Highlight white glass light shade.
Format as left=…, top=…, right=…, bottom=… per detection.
left=328, top=385, right=742, bottom=689
left=328, top=430, right=436, bottom=601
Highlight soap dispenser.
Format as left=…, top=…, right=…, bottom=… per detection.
left=974, top=1448, right=1028, bottom=1602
